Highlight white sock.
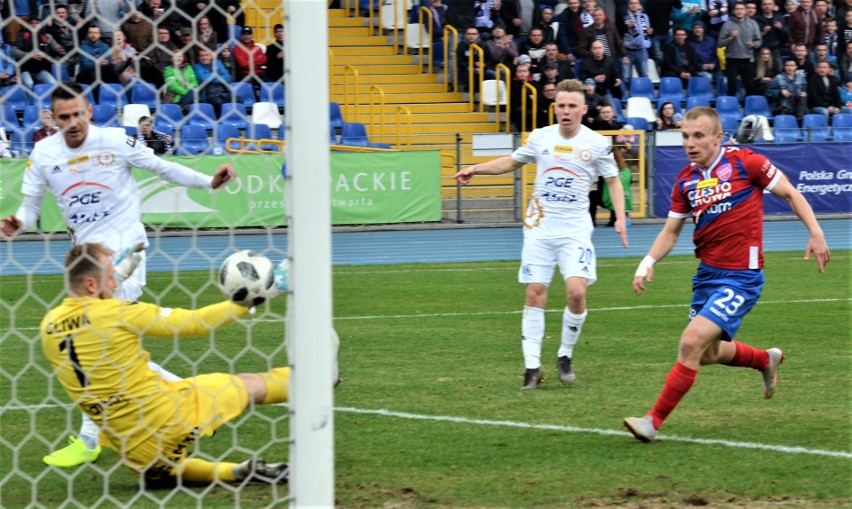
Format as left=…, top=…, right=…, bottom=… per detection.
left=557, top=308, right=587, bottom=359
left=147, top=360, right=183, bottom=382
left=79, top=414, right=100, bottom=449
left=521, top=306, right=545, bottom=369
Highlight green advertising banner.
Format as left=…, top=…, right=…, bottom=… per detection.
left=0, top=151, right=441, bottom=231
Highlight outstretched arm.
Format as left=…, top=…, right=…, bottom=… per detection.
left=603, top=175, right=628, bottom=248
left=632, top=215, right=688, bottom=294
left=769, top=174, right=830, bottom=272
left=452, top=155, right=525, bottom=185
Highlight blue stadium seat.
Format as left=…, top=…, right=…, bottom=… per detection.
left=156, top=103, right=183, bottom=130
left=177, top=124, right=211, bottom=155
left=92, top=104, right=120, bottom=127
left=98, top=83, right=126, bottom=110
left=625, top=116, right=650, bottom=132
left=686, top=76, right=714, bottom=103
left=340, top=121, right=371, bottom=146
left=186, top=103, right=216, bottom=130
left=772, top=114, right=801, bottom=143
left=0, top=105, right=20, bottom=129
left=154, top=124, right=174, bottom=140
left=51, top=63, right=70, bottom=82
left=220, top=102, right=250, bottom=130
left=231, top=82, right=256, bottom=109
left=23, top=104, right=41, bottom=127
left=744, top=95, right=773, bottom=121
left=79, top=84, right=97, bottom=105
left=260, top=82, right=285, bottom=110
left=1, top=86, right=30, bottom=111
left=605, top=94, right=626, bottom=123
left=278, top=123, right=286, bottom=140
left=329, top=101, right=344, bottom=129
left=215, top=124, right=242, bottom=151
left=123, top=125, right=138, bottom=136
left=658, top=77, right=685, bottom=100
left=802, top=114, right=829, bottom=142
left=628, top=77, right=655, bottom=102
left=716, top=75, right=744, bottom=100
left=32, top=83, right=54, bottom=107
left=721, top=115, right=739, bottom=136
left=715, top=96, right=742, bottom=122
left=686, top=96, right=711, bottom=110
left=247, top=123, right=278, bottom=151
left=131, top=82, right=159, bottom=110
left=831, top=113, right=852, bottom=142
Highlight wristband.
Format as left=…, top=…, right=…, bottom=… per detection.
left=634, top=255, right=656, bottom=278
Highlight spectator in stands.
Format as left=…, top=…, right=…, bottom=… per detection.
left=582, top=77, right=610, bottom=125
left=121, top=8, right=154, bottom=53
left=662, top=27, right=700, bottom=86
left=556, top=0, right=584, bottom=61
left=509, top=61, right=535, bottom=130
left=163, top=50, right=199, bottom=112
left=194, top=48, right=231, bottom=116
left=265, top=23, right=285, bottom=83
left=718, top=2, right=763, bottom=97
left=0, top=32, right=16, bottom=87
left=111, top=29, right=137, bottom=85
left=497, top=0, right=542, bottom=42
left=839, top=0, right=852, bottom=26
left=768, top=57, right=809, bottom=116
left=788, top=0, right=823, bottom=50
left=176, top=27, right=199, bottom=64
left=646, top=0, right=682, bottom=67
left=623, top=0, right=652, bottom=80
left=813, top=0, right=830, bottom=28
left=781, top=0, right=798, bottom=28
left=754, top=0, right=790, bottom=56
left=807, top=59, right=843, bottom=118
left=707, top=0, right=729, bottom=35
left=519, top=27, right=547, bottom=76
left=474, top=0, right=501, bottom=36
left=840, top=40, right=852, bottom=75
left=840, top=71, right=852, bottom=112
left=542, top=42, right=573, bottom=80
left=45, top=4, right=81, bottom=73
left=5, top=0, right=36, bottom=45
left=195, top=16, right=218, bottom=52
left=84, top=0, right=132, bottom=45
left=655, top=101, right=683, bottom=130
left=840, top=11, right=852, bottom=56
left=824, top=17, right=840, bottom=58
left=32, top=109, right=58, bottom=144
left=412, top=0, right=449, bottom=41
left=578, top=8, right=626, bottom=65
left=218, top=43, right=235, bottom=76
left=139, top=0, right=181, bottom=41
left=538, top=61, right=561, bottom=87
left=486, top=25, right=519, bottom=68
left=791, top=41, right=817, bottom=77
left=586, top=103, right=624, bottom=226
left=76, top=25, right=119, bottom=86
left=446, top=0, right=477, bottom=34
left=136, top=116, right=174, bottom=155
left=140, top=26, right=177, bottom=87
left=457, top=27, right=495, bottom=91
left=534, top=78, right=556, bottom=127
left=537, top=7, right=556, bottom=44
left=811, top=42, right=840, bottom=80
left=579, top=39, right=624, bottom=99
left=754, top=46, right=783, bottom=94
left=233, top=26, right=267, bottom=88
left=12, top=17, right=61, bottom=91
left=671, top=3, right=704, bottom=32
left=689, top=21, right=719, bottom=82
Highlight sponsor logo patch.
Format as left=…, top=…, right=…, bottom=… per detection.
left=51, top=165, right=61, bottom=174
left=67, top=154, right=89, bottom=165
left=554, top=145, right=573, bottom=154
left=697, top=178, right=719, bottom=189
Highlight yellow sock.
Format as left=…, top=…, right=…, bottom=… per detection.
left=260, top=367, right=291, bottom=404
left=179, top=458, right=239, bottom=483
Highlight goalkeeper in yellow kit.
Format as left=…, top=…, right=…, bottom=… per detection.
left=40, top=242, right=291, bottom=487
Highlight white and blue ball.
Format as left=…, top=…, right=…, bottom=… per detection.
left=218, top=250, right=276, bottom=307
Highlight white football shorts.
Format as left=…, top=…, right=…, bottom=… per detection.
left=518, top=236, right=597, bottom=286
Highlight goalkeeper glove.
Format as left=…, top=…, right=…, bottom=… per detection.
left=114, top=242, right=147, bottom=283
left=268, top=258, right=289, bottom=299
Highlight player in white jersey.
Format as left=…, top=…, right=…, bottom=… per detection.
left=0, top=82, right=236, bottom=467
left=454, top=79, right=629, bottom=389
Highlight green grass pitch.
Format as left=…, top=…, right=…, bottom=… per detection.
left=1, top=251, right=849, bottom=508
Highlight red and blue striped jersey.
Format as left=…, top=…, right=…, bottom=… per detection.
left=669, top=147, right=783, bottom=270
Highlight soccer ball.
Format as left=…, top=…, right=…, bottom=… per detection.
left=218, top=250, right=276, bottom=307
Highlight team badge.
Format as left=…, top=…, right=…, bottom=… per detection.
left=523, top=196, right=544, bottom=230
left=95, top=151, right=116, bottom=166
left=716, top=163, right=732, bottom=182
left=577, top=149, right=593, bottom=162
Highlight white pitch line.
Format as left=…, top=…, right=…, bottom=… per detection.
left=5, top=402, right=847, bottom=459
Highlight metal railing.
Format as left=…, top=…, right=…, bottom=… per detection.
left=342, top=64, right=360, bottom=118
left=443, top=24, right=457, bottom=92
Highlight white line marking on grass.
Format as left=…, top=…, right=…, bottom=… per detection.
left=6, top=402, right=849, bottom=459
left=334, top=406, right=852, bottom=459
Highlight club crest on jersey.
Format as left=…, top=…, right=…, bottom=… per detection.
left=577, top=148, right=593, bottom=162
left=95, top=151, right=116, bottom=166
left=716, top=163, right=733, bottom=182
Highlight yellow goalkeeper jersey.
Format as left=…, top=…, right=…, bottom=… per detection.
left=40, top=297, right=249, bottom=451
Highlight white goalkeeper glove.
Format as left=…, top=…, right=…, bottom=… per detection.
left=114, top=242, right=147, bottom=283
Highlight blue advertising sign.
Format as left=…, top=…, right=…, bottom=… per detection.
left=653, top=143, right=852, bottom=217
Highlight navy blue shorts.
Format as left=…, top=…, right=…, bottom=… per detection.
left=689, top=263, right=765, bottom=341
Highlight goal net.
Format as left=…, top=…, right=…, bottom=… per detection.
left=0, top=0, right=333, bottom=506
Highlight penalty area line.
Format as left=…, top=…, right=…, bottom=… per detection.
left=334, top=406, right=852, bottom=459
